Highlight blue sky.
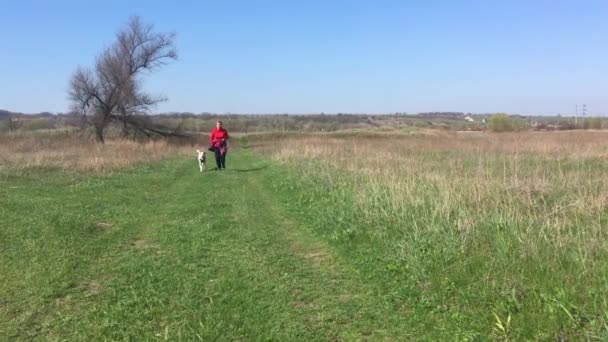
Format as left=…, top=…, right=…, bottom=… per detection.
left=1, top=0, right=607, bottom=115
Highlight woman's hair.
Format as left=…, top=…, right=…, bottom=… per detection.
left=216, top=120, right=222, bottom=125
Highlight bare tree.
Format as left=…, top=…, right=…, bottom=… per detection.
left=69, top=16, right=177, bottom=143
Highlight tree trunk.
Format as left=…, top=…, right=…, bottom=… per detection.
left=122, top=119, right=129, bottom=138
left=95, top=125, right=105, bottom=144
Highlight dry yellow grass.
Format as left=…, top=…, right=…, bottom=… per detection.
left=0, top=131, right=199, bottom=173
left=252, top=130, right=608, bottom=248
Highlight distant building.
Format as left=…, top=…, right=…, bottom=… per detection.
left=464, top=116, right=475, bottom=122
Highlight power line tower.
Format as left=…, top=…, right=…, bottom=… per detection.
left=582, top=104, right=587, bottom=118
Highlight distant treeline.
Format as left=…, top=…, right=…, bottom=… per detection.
left=1, top=110, right=605, bottom=134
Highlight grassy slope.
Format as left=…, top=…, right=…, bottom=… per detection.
left=2, top=147, right=606, bottom=340
left=1, top=150, right=422, bottom=341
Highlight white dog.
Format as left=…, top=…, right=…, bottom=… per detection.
left=196, top=150, right=207, bottom=172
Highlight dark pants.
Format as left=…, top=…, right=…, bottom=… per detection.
left=214, top=149, right=227, bottom=169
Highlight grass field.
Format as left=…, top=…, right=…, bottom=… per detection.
left=250, top=130, right=608, bottom=340
left=3, top=150, right=394, bottom=340
left=2, top=131, right=608, bottom=340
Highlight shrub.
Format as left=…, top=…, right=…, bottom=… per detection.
left=587, top=117, right=602, bottom=129
left=488, top=114, right=525, bottom=132
left=556, top=121, right=576, bottom=130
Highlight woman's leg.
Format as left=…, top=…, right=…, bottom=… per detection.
left=220, top=152, right=227, bottom=169
left=214, top=148, right=222, bottom=169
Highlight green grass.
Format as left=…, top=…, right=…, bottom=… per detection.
left=2, top=146, right=608, bottom=340
left=0, top=150, right=420, bottom=340
left=261, top=150, right=608, bottom=340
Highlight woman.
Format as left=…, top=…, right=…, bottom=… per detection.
left=209, top=120, right=229, bottom=170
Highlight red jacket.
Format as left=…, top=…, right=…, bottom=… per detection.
left=210, top=127, right=229, bottom=146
